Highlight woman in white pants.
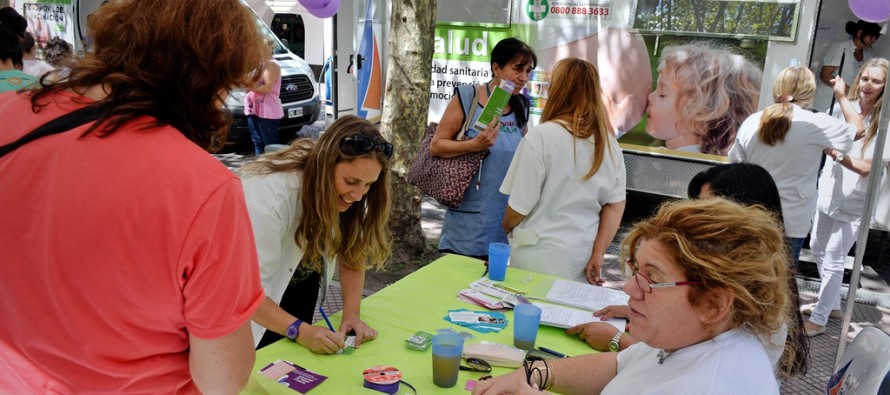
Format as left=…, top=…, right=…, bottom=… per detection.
left=805, top=58, right=889, bottom=336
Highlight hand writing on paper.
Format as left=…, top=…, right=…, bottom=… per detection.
left=593, top=305, right=630, bottom=321
left=297, top=325, right=345, bottom=354
left=473, top=116, right=501, bottom=151
left=339, top=315, right=378, bottom=348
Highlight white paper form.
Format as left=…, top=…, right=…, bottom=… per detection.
left=534, top=302, right=627, bottom=331
left=544, top=279, right=630, bottom=312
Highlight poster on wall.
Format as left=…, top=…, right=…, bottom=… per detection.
left=428, top=0, right=769, bottom=160
left=23, top=0, right=74, bottom=51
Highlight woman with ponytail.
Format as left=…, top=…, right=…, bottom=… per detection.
left=500, top=58, right=625, bottom=284
left=730, top=66, right=854, bottom=264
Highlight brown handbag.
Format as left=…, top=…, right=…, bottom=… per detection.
left=406, top=86, right=485, bottom=209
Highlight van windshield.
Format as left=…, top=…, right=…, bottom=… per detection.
left=254, top=17, right=289, bottom=55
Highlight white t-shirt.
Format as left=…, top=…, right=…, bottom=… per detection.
left=499, top=121, right=626, bottom=282
left=240, top=170, right=335, bottom=346
left=817, top=101, right=890, bottom=224
left=22, top=59, right=54, bottom=78
left=729, top=105, right=855, bottom=237
left=603, top=328, right=779, bottom=395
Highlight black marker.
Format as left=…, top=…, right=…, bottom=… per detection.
left=538, top=346, right=568, bottom=358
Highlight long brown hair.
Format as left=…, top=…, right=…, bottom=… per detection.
left=540, top=58, right=611, bottom=180
left=238, top=116, right=392, bottom=271
left=28, top=0, right=268, bottom=151
left=758, top=66, right=816, bottom=146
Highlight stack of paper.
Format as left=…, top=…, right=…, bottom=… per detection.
left=534, top=279, right=629, bottom=331
left=457, top=278, right=528, bottom=310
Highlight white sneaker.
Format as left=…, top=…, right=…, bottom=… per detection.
left=800, top=303, right=843, bottom=319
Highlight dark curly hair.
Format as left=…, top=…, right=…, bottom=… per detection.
left=43, top=37, right=73, bottom=67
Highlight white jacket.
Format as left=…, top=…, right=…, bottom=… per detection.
left=730, top=105, right=854, bottom=237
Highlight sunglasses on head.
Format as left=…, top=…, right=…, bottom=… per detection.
left=340, top=135, right=394, bottom=158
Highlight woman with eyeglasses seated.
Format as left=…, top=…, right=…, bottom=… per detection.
left=237, top=115, right=392, bottom=353
left=568, top=163, right=808, bottom=379
left=472, top=198, right=790, bottom=395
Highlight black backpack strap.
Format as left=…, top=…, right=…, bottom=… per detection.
left=0, top=103, right=109, bottom=159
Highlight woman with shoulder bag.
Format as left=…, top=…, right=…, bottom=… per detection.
left=431, top=37, right=537, bottom=261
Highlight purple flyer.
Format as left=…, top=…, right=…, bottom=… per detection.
left=259, top=360, right=327, bottom=393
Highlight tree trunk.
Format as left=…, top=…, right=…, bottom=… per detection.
left=379, top=0, right=437, bottom=265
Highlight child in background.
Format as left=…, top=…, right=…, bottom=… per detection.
left=645, top=44, right=761, bottom=156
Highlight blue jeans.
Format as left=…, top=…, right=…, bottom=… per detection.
left=786, top=237, right=805, bottom=267
left=247, top=115, right=281, bottom=155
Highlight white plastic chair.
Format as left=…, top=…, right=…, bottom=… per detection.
left=826, top=327, right=890, bottom=394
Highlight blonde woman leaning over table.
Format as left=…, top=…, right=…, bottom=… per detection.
left=500, top=58, right=625, bottom=284
left=238, top=115, right=392, bottom=353
left=472, top=199, right=791, bottom=395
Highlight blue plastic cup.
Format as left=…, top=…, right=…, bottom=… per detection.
left=513, top=304, right=542, bottom=350
left=431, top=334, right=464, bottom=388
left=488, top=242, right=510, bottom=281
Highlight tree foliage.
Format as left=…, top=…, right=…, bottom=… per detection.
left=634, top=0, right=799, bottom=40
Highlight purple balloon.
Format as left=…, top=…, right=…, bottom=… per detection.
left=298, top=0, right=327, bottom=9
left=849, top=0, right=890, bottom=23
left=305, top=0, right=340, bottom=18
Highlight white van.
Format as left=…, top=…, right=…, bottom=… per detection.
left=19, top=0, right=320, bottom=151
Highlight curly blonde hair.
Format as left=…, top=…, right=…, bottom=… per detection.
left=658, top=44, right=761, bottom=155
left=621, top=198, right=798, bottom=376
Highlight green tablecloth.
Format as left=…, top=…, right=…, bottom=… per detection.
left=242, top=254, right=596, bottom=394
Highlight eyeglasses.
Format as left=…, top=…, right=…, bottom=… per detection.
left=340, top=135, right=393, bottom=158
left=626, top=259, right=702, bottom=294
left=460, top=358, right=491, bottom=372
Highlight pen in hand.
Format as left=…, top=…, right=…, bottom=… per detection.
left=319, top=307, right=344, bottom=354
left=319, top=307, right=336, bottom=332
